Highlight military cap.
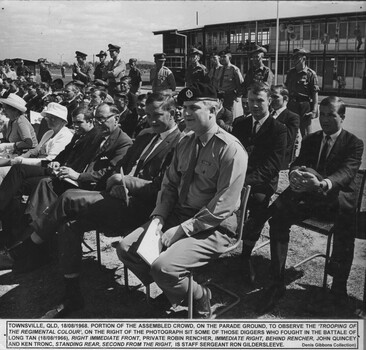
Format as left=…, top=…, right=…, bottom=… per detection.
left=189, top=48, right=203, bottom=56
left=94, top=79, right=108, bottom=87
left=75, top=51, right=87, bottom=58
left=292, top=48, right=309, bottom=57
left=37, top=58, right=46, bottom=63
left=96, top=50, right=107, bottom=57
left=108, top=44, right=121, bottom=52
left=72, top=79, right=85, bottom=87
left=177, top=82, right=218, bottom=105
left=129, top=58, right=137, bottom=64
left=120, top=76, right=131, bottom=83
left=248, top=44, right=267, bottom=55
left=218, top=49, right=231, bottom=57
left=153, top=53, right=166, bottom=61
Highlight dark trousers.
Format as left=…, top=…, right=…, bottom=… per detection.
left=0, top=164, right=48, bottom=241
left=287, top=100, right=312, bottom=137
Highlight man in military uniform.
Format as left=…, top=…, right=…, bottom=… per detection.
left=128, top=58, right=142, bottom=94
left=150, top=53, right=176, bottom=93
left=218, top=50, right=244, bottom=111
left=118, top=82, right=247, bottom=318
left=15, top=59, right=31, bottom=78
left=94, top=50, right=107, bottom=81
left=103, top=44, right=126, bottom=96
left=285, top=48, right=319, bottom=137
left=185, top=48, right=208, bottom=87
left=241, top=45, right=274, bottom=115
left=207, top=53, right=222, bottom=90
left=72, top=51, right=93, bottom=85
left=38, top=58, right=52, bottom=85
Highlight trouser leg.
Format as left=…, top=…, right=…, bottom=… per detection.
left=150, top=229, right=232, bottom=307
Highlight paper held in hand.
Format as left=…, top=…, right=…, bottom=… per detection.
left=137, top=218, right=163, bottom=265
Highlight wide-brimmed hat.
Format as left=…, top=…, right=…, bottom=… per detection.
left=248, top=44, right=267, bottom=55
left=41, top=102, right=68, bottom=122
left=292, top=48, right=309, bottom=57
left=0, top=93, right=27, bottom=113
left=96, top=50, right=107, bottom=58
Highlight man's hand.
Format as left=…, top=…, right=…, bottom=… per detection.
left=290, top=169, right=320, bottom=193
left=57, top=166, right=80, bottom=180
left=10, top=157, right=22, bottom=165
left=109, top=185, right=129, bottom=203
left=304, top=111, right=317, bottom=119
left=106, top=173, right=123, bottom=191
left=161, top=225, right=186, bottom=248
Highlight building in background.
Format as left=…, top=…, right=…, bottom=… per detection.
left=154, top=11, right=366, bottom=97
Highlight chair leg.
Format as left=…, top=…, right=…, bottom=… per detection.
left=124, top=265, right=129, bottom=288
left=96, top=230, right=101, bottom=269
left=322, top=230, right=333, bottom=289
left=188, top=272, right=194, bottom=319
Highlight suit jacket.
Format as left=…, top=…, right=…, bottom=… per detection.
left=119, top=108, right=138, bottom=138
left=117, top=127, right=182, bottom=203
left=232, top=114, right=287, bottom=194
left=276, top=108, right=300, bottom=169
left=291, top=129, right=363, bottom=214
left=78, top=127, right=133, bottom=190
left=53, top=127, right=104, bottom=173
left=216, top=106, right=233, bottom=132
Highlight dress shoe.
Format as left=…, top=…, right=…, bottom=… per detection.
left=242, top=258, right=255, bottom=284
left=41, top=294, right=84, bottom=319
left=193, top=286, right=212, bottom=319
left=256, top=284, right=286, bottom=315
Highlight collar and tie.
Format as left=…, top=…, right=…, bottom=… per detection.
left=252, top=120, right=260, bottom=137
left=179, top=137, right=203, bottom=204
left=133, top=134, right=161, bottom=176
left=317, top=135, right=331, bottom=174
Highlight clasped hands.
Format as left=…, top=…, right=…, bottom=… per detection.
left=289, top=166, right=321, bottom=193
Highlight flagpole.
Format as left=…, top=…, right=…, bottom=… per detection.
left=275, top=0, right=280, bottom=85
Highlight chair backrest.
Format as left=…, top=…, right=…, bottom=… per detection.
left=354, top=169, right=366, bottom=239
left=222, top=185, right=251, bottom=254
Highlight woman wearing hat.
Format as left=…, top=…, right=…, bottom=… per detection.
left=0, top=102, right=73, bottom=182
left=0, top=93, right=38, bottom=155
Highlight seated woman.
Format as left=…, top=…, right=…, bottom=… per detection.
left=0, top=93, right=38, bottom=157
left=0, top=102, right=73, bottom=183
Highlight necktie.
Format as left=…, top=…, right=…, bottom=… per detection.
left=133, top=134, right=160, bottom=176
left=219, top=66, right=226, bottom=89
left=179, top=138, right=202, bottom=204
left=317, top=135, right=331, bottom=173
left=252, top=120, right=259, bottom=137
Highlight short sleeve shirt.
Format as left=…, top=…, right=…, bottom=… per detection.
left=285, top=66, right=320, bottom=100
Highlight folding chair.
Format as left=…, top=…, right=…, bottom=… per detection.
left=187, top=185, right=251, bottom=319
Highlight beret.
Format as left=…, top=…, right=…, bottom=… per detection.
left=292, top=48, right=309, bottom=56
left=178, top=83, right=218, bottom=105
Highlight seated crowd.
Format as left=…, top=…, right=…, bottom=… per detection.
left=0, top=45, right=364, bottom=320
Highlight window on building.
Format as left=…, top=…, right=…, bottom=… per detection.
left=349, top=21, right=357, bottom=39
left=303, top=24, right=311, bottom=40
left=346, top=58, right=354, bottom=76
left=339, top=22, right=347, bottom=39
left=355, top=60, right=363, bottom=77
left=311, top=22, right=319, bottom=40
left=260, top=28, right=269, bottom=45
left=328, top=23, right=336, bottom=39
left=337, top=59, right=345, bottom=76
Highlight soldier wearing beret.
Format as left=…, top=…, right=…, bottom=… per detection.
left=285, top=48, right=320, bottom=137
left=38, top=58, right=53, bottom=85
left=184, top=48, right=208, bottom=87
left=150, top=53, right=176, bottom=93
left=128, top=58, right=142, bottom=94
left=118, top=82, right=247, bottom=318
left=218, top=50, right=244, bottom=111
left=94, top=50, right=107, bottom=81
left=72, top=51, right=93, bottom=84
left=103, top=44, right=126, bottom=96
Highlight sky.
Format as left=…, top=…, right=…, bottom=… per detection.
left=0, top=0, right=364, bottom=64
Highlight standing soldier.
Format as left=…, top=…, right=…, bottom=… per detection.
left=150, top=53, right=176, bottom=93
left=207, top=53, right=222, bottom=90
left=38, top=58, right=52, bottom=85
left=184, top=48, right=208, bottom=87
left=61, top=66, right=66, bottom=79
left=72, top=51, right=93, bottom=85
left=128, top=58, right=142, bottom=94
left=94, top=50, right=107, bottom=81
left=285, top=48, right=319, bottom=137
left=218, top=50, right=244, bottom=111
left=241, top=45, right=274, bottom=115
left=103, top=44, right=126, bottom=96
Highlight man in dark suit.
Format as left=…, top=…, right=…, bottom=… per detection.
left=216, top=90, right=233, bottom=132
left=0, top=104, right=103, bottom=247
left=270, top=85, right=300, bottom=168
left=231, top=82, right=287, bottom=284
left=21, top=92, right=181, bottom=317
left=256, top=96, right=363, bottom=314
